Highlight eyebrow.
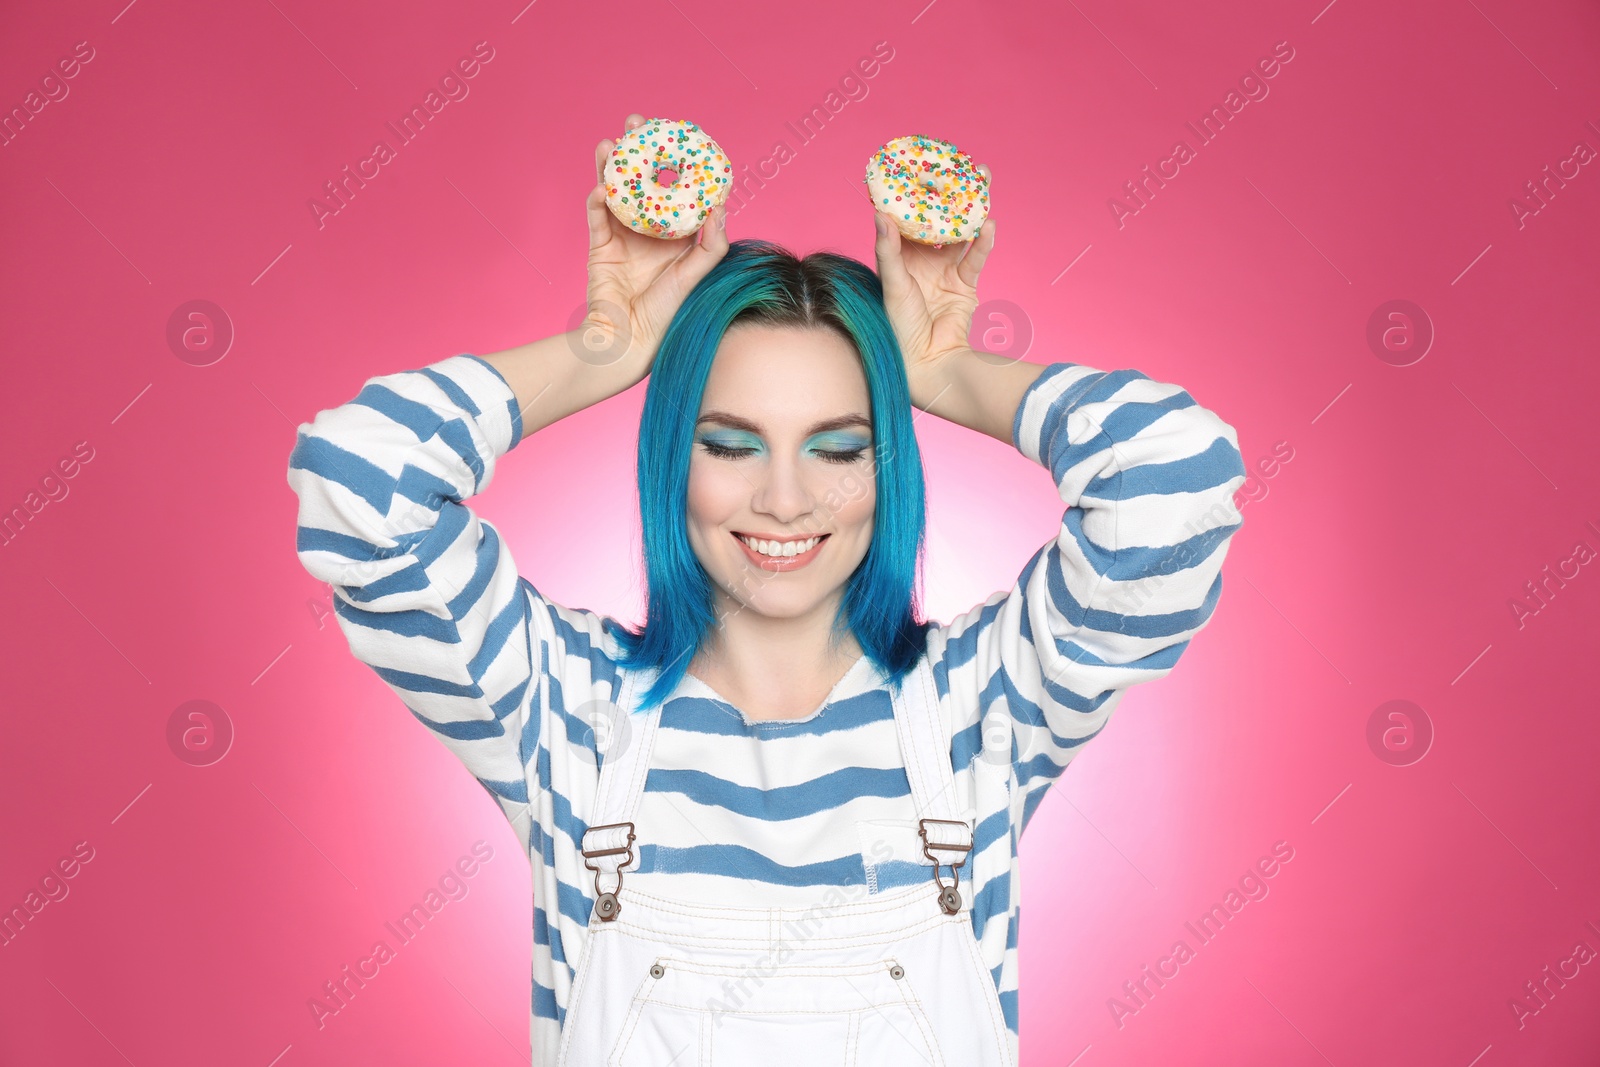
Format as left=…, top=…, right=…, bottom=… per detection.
left=695, top=411, right=873, bottom=436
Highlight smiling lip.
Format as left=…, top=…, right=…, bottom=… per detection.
left=732, top=531, right=829, bottom=572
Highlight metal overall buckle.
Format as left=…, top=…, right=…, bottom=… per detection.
left=580, top=821, right=636, bottom=922
left=918, top=818, right=973, bottom=915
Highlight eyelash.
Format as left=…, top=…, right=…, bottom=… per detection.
left=698, top=441, right=869, bottom=465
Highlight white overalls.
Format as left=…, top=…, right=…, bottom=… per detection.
left=554, top=653, right=1016, bottom=1066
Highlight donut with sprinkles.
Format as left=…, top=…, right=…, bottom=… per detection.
left=604, top=118, right=732, bottom=239
left=865, top=134, right=990, bottom=246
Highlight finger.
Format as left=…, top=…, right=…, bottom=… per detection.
left=596, top=136, right=615, bottom=185
left=665, top=202, right=729, bottom=291
left=873, top=209, right=914, bottom=302
left=624, top=113, right=646, bottom=134
left=955, top=216, right=995, bottom=291
left=586, top=180, right=613, bottom=251
left=698, top=200, right=728, bottom=252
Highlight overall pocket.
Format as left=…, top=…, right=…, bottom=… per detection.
left=608, top=955, right=946, bottom=1067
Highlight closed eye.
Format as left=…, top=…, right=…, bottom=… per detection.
left=698, top=441, right=870, bottom=464
left=698, top=441, right=757, bottom=460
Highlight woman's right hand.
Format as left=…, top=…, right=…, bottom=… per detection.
left=578, top=113, right=730, bottom=382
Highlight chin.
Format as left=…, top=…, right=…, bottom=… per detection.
left=722, top=580, right=833, bottom=615
left=712, top=567, right=845, bottom=617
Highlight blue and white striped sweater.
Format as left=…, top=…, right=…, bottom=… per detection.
left=286, top=352, right=1246, bottom=1055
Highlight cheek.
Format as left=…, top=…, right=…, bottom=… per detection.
left=686, top=459, right=743, bottom=528
left=822, top=468, right=876, bottom=529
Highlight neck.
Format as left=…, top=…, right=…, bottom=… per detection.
left=689, top=590, right=864, bottom=720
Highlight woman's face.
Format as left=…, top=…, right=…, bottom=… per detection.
left=686, top=323, right=877, bottom=625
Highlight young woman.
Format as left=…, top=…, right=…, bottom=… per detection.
left=288, top=114, right=1246, bottom=1066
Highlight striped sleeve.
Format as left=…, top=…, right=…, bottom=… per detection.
left=285, top=353, right=547, bottom=815
left=940, top=362, right=1247, bottom=830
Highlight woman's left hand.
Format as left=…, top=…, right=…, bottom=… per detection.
left=872, top=163, right=995, bottom=409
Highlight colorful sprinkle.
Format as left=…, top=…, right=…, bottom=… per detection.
left=864, top=134, right=990, bottom=246
left=603, top=118, right=731, bottom=239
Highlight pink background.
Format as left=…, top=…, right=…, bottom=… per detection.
left=3, top=0, right=1599, bottom=1063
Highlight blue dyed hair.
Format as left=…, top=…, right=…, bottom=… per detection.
left=607, top=238, right=932, bottom=712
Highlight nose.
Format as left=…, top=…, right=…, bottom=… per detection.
left=749, top=450, right=819, bottom=526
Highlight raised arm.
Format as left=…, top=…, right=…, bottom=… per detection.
left=933, top=355, right=1246, bottom=826
left=480, top=114, right=729, bottom=422
left=286, top=353, right=549, bottom=832
left=871, top=174, right=1247, bottom=829
left=285, top=113, right=730, bottom=845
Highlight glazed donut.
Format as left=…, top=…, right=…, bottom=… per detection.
left=865, top=134, right=990, bottom=246
left=603, top=118, right=732, bottom=239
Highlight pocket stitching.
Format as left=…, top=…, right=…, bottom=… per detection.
left=610, top=918, right=947, bottom=954
left=952, top=916, right=1014, bottom=1062
left=888, top=957, right=950, bottom=1067
left=608, top=954, right=948, bottom=1063
left=553, top=927, right=604, bottom=1066
left=606, top=965, right=662, bottom=1067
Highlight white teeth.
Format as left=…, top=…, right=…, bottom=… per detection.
left=738, top=534, right=822, bottom=557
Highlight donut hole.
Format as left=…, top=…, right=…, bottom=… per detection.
left=655, top=167, right=680, bottom=187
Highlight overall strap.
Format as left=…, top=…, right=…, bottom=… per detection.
left=578, top=666, right=661, bottom=922
left=892, top=651, right=977, bottom=915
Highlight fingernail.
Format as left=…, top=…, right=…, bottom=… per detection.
left=874, top=213, right=887, bottom=236
left=718, top=205, right=727, bottom=229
